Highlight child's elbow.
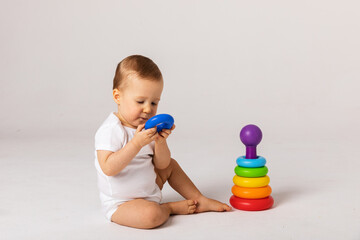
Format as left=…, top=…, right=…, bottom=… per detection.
left=101, top=166, right=118, bottom=177
left=104, top=171, right=115, bottom=177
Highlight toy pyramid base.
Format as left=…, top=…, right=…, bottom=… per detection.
left=230, top=195, right=274, bottom=211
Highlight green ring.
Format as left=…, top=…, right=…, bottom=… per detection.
left=234, top=166, right=268, bottom=178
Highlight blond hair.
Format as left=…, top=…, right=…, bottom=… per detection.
left=113, top=55, right=163, bottom=90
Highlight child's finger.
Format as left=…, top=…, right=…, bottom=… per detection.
left=145, top=126, right=157, bottom=136
left=150, top=132, right=159, bottom=141
left=162, top=129, right=171, bottom=135
left=159, top=131, right=168, bottom=138
left=170, top=124, right=176, bottom=131
left=136, top=123, right=145, bottom=133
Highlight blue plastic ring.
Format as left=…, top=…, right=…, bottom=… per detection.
left=236, top=156, right=266, bottom=168
left=145, top=114, right=174, bottom=132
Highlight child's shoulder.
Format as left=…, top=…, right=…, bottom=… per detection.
left=96, top=112, right=125, bottom=135
left=95, top=113, right=127, bottom=150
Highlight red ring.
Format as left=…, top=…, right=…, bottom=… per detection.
left=229, top=195, right=274, bottom=211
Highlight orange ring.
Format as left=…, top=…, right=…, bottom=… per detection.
left=231, top=185, right=272, bottom=199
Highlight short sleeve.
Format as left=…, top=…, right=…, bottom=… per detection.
left=95, top=123, right=125, bottom=152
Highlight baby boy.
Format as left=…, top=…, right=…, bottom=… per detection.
left=95, top=55, right=231, bottom=229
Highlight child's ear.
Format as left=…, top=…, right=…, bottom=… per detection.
left=113, top=89, right=121, bottom=104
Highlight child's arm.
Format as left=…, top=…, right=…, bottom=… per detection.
left=97, top=124, right=157, bottom=176
left=153, top=125, right=175, bottom=169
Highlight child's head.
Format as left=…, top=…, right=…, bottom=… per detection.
left=112, top=55, right=164, bottom=128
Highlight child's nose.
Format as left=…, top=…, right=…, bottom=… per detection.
left=143, top=104, right=151, bottom=113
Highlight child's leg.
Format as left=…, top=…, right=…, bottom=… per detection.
left=111, top=199, right=197, bottom=229
left=156, top=159, right=232, bottom=213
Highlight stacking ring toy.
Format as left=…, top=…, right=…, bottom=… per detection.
left=145, top=114, right=174, bottom=132
left=233, top=175, right=270, bottom=188
left=229, top=195, right=274, bottom=211
left=231, top=185, right=272, bottom=199
left=234, top=166, right=268, bottom=178
left=236, top=156, right=266, bottom=168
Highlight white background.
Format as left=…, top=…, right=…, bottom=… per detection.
left=1, top=0, right=359, bottom=239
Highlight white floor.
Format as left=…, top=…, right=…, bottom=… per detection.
left=1, top=133, right=359, bottom=240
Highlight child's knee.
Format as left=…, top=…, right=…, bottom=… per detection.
left=170, top=158, right=179, bottom=167
left=156, top=158, right=178, bottom=185
left=142, top=203, right=169, bottom=228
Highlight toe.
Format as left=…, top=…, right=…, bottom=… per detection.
left=187, top=200, right=196, bottom=206
left=224, top=204, right=232, bottom=211
left=219, top=204, right=231, bottom=212
left=189, top=205, right=197, bottom=213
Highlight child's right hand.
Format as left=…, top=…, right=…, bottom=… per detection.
left=132, top=123, right=158, bottom=148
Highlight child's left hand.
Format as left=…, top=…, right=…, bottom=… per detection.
left=155, top=124, right=175, bottom=144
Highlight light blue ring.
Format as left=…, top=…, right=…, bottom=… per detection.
left=236, top=156, right=266, bottom=168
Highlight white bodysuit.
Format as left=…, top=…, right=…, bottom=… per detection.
left=94, top=113, right=162, bottom=220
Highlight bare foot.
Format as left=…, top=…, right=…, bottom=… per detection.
left=195, top=195, right=232, bottom=213
left=163, top=200, right=197, bottom=215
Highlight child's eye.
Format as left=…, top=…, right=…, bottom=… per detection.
left=152, top=102, right=157, bottom=106
left=137, top=101, right=144, bottom=104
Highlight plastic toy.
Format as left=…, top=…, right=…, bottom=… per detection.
left=236, top=156, right=266, bottom=168
left=229, top=195, right=274, bottom=211
left=145, top=114, right=174, bottom=132
left=233, top=175, right=270, bottom=188
left=234, top=166, right=268, bottom=178
left=240, top=124, right=262, bottom=159
left=229, top=124, right=274, bottom=211
left=231, top=185, right=272, bottom=199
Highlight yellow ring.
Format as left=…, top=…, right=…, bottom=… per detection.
left=233, top=175, right=270, bottom=188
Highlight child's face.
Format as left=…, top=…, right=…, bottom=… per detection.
left=113, top=75, right=163, bottom=129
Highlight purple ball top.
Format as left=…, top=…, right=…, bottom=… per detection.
left=240, top=124, right=262, bottom=146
